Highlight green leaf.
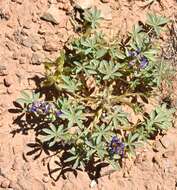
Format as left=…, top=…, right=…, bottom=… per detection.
left=60, top=75, right=80, bottom=93
left=95, top=48, right=107, bottom=59
left=84, top=7, right=102, bottom=29
left=41, top=135, right=54, bottom=142
left=61, top=100, right=86, bottom=129
left=42, top=128, right=53, bottom=135
left=21, top=90, right=31, bottom=99
left=146, top=13, right=169, bottom=36
left=73, top=158, right=80, bottom=169
left=107, top=160, right=120, bottom=170
left=99, top=60, right=122, bottom=80
left=16, top=98, right=29, bottom=106
left=64, top=156, right=78, bottom=163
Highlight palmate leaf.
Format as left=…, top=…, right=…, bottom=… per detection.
left=85, top=139, right=107, bottom=160
left=107, top=159, right=120, bottom=170
left=130, top=24, right=150, bottom=50
left=146, top=13, right=169, bottom=36
left=135, top=126, right=149, bottom=142
left=85, top=59, right=100, bottom=75
left=92, top=124, right=114, bottom=144
left=41, top=124, right=67, bottom=147
left=147, top=104, right=175, bottom=131
left=106, top=106, right=130, bottom=129
left=73, top=60, right=98, bottom=75
left=60, top=101, right=86, bottom=129
left=84, top=7, right=102, bottom=29
left=98, top=60, right=122, bottom=80
left=16, top=90, right=40, bottom=108
left=59, top=75, right=81, bottom=93
left=143, top=48, right=158, bottom=62
left=153, top=60, right=175, bottom=87
left=125, top=132, right=140, bottom=157
left=80, top=37, right=96, bottom=55
left=109, top=47, right=126, bottom=60
left=95, top=48, right=107, bottom=59
left=65, top=147, right=86, bottom=170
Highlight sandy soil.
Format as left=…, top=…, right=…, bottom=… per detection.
left=0, top=0, right=177, bottom=189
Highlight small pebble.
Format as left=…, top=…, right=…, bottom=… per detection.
left=101, top=0, right=110, bottom=3
left=1, top=179, right=10, bottom=188
left=4, top=76, right=13, bottom=87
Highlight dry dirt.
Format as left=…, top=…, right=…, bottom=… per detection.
left=0, top=0, right=177, bottom=189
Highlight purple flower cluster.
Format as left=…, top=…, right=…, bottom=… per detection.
left=28, top=101, right=63, bottom=119
left=29, top=101, right=53, bottom=115
left=128, top=49, right=149, bottom=69
left=128, top=48, right=141, bottom=57
left=109, top=136, right=124, bottom=157
left=139, top=56, right=148, bottom=69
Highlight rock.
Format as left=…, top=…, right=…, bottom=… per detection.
left=5, top=41, right=17, bottom=51
left=43, top=41, right=59, bottom=51
left=13, top=30, right=23, bottom=44
left=23, top=19, right=33, bottom=29
left=4, top=76, right=13, bottom=87
left=152, top=155, right=161, bottom=167
left=22, top=37, right=32, bottom=48
left=38, top=22, right=54, bottom=35
left=48, top=0, right=58, bottom=4
left=74, top=0, right=94, bottom=9
left=5, top=33, right=14, bottom=41
left=99, top=4, right=112, bottom=20
left=21, top=51, right=31, bottom=59
left=162, top=150, right=175, bottom=158
left=12, top=52, right=19, bottom=60
left=101, top=0, right=110, bottom=3
left=63, top=3, right=73, bottom=12
left=7, top=86, right=16, bottom=94
left=31, top=52, right=45, bottom=65
left=0, top=8, right=11, bottom=20
left=42, top=176, right=49, bottom=183
left=41, top=6, right=66, bottom=25
left=31, top=44, right=42, bottom=52
left=11, top=0, right=23, bottom=4
left=21, top=34, right=42, bottom=52
left=43, top=35, right=60, bottom=52
left=144, top=182, right=154, bottom=190
left=0, top=65, right=8, bottom=76
left=19, top=57, right=26, bottom=64
left=1, top=178, right=10, bottom=188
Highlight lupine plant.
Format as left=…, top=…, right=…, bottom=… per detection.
left=16, top=8, right=175, bottom=171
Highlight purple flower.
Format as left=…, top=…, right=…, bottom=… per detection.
left=127, top=51, right=134, bottom=57
left=28, top=101, right=53, bottom=114
left=56, top=110, right=63, bottom=117
left=109, top=136, right=124, bottom=157
left=128, top=49, right=141, bottom=57
left=139, top=56, right=149, bottom=69
left=29, top=104, right=37, bottom=113
left=41, top=102, right=53, bottom=114
left=29, top=101, right=40, bottom=113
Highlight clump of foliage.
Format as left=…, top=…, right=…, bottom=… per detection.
left=16, top=8, right=175, bottom=171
